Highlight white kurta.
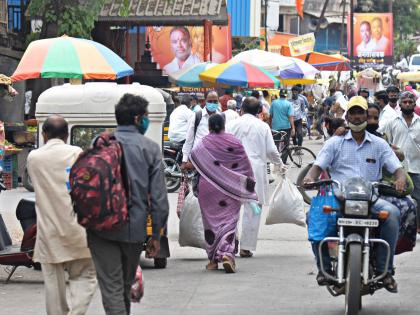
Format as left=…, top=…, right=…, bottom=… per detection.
left=27, top=139, right=91, bottom=263
left=227, top=114, right=282, bottom=205
left=226, top=114, right=283, bottom=251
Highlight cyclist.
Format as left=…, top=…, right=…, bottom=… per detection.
left=269, top=88, right=295, bottom=163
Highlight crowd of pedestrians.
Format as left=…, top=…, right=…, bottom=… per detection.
left=25, top=79, right=420, bottom=313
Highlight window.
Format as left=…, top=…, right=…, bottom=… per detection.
left=278, top=14, right=284, bottom=32
left=411, top=56, right=420, bottom=66
left=290, top=17, right=299, bottom=35
left=71, top=126, right=115, bottom=150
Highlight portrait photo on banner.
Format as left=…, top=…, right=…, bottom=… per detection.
left=348, top=13, right=393, bottom=65
left=146, top=26, right=232, bottom=75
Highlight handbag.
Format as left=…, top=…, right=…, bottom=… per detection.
left=307, top=185, right=340, bottom=241
left=176, top=174, right=189, bottom=218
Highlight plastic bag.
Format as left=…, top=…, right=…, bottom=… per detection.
left=307, top=186, right=340, bottom=241
left=131, top=266, right=144, bottom=303
left=266, top=175, right=306, bottom=227
left=178, top=193, right=206, bottom=249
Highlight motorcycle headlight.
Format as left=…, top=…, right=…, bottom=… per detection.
left=344, top=200, right=368, bottom=217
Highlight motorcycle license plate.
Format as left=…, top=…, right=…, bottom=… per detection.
left=337, top=218, right=379, bottom=227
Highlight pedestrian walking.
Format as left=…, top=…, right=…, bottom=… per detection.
left=168, top=94, right=194, bottom=143
left=181, top=90, right=220, bottom=170
left=190, top=114, right=258, bottom=273
left=27, top=115, right=97, bottom=315
left=382, top=91, right=420, bottom=233
left=227, top=97, right=286, bottom=257
left=289, top=85, right=306, bottom=146
left=223, top=99, right=239, bottom=123
left=86, top=94, right=169, bottom=314
left=269, top=88, right=295, bottom=163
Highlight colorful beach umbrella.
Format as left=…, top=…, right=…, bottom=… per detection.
left=230, top=49, right=295, bottom=74
left=168, top=62, right=218, bottom=87
left=279, top=57, right=319, bottom=79
left=199, top=61, right=280, bottom=88
left=11, top=35, right=133, bottom=82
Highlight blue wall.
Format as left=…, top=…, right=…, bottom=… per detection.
left=227, top=0, right=251, bottom=37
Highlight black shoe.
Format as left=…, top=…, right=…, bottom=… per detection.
left=381, top=273, right=398, bottom=293
left=316, top=271, right=329, bottom=286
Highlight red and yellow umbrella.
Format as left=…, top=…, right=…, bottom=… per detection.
left=12, top=35, right=133, bottom=82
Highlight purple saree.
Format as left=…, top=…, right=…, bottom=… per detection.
left=190, top=132, right=258, bottom=262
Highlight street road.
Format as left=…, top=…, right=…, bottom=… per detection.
left=0, top=139, right=419, bottom=315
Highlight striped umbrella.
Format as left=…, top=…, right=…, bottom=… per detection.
left=168, top=62, right=218, bottom=87
left=279, top=58, right=319, bottom=79
left=11, top=35, right=133, bottom=81
left=199, top=61, right=280, bottom=88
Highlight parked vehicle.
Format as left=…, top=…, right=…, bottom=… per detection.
left=408, top=54, right=420, bottom=72
left=0, top=180, right=38, bottom=282
left=304, top=178, right=397, bottom=315
left=163, top=141, right=184, bottom=193
left=22, top=82, right=170, bottom=268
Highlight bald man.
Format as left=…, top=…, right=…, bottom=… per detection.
left=27, top=115, right=97, bottom=315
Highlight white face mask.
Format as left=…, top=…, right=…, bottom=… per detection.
left=348, top=121, right=367, bottom=132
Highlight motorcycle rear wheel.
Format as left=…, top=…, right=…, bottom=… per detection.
left=163, top=158, right=181, bottom=193
left=345, top=243, right=362, bottom=315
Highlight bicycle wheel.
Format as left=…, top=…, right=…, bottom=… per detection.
left=287, top=146, right=316, bottom=168
left=296, top=163, right=313, bottom=205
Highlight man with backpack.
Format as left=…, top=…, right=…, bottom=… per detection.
left=27, top=115, right=97, bottom=315
left=82, top=94, right=169, bottom=314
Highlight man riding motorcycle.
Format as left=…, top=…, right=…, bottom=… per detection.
left=304, top=96, right=406, bottom=293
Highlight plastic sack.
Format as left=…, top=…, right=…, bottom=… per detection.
left=178, top=193, right=206, bottom=249
left=176, top=175, right=189, bottom=218
left=307, top=186, right=340, bottom=241
left=266, top=175, right=306, bottom=227
left=131, top=266, right=144, bottom=303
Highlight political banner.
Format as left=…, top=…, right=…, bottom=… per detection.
left=146, top=26, right=232, bottom=75
left=348, top=13, right=393, bottom=67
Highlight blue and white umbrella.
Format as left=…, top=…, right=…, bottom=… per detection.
left=168, top=62, right=218, bottom=87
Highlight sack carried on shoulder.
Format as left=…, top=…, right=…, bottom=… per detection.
left=70, top=132, right=130, bottom=231
left=307, top=185, right=339, bottom=241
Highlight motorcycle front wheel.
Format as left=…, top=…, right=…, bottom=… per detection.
left=163, top=158, right=181, bottom=193
left=345, top=243, right=362, bottom=315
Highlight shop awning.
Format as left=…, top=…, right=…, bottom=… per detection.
left=99, top=0, right=228, bottom=26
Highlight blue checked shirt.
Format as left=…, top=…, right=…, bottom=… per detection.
left=314, top=131, right=401, bottom=184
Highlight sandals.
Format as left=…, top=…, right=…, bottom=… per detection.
left=382, top=273, right=398, bottom=293
left=205, top=261, right=218, bottom=270
left=239, top=249, right=253, bottom=258
left=222, top=256, right=236, bottom=273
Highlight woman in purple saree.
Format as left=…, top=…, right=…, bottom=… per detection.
left=190, top=114, right=258, bottom=273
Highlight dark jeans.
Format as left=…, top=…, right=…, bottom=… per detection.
left=409, top=172, right=420, bottom=228
left=292, top=118, right=303, bottom=146
left=273, top=128, right=291, bottom=164
left=307, top=115, right=313, bottom=137
left=316, top=115, right=324, bottom=137
left=311, top=241, right=332, bottom=272
left=87, top=232, right=142, bottom=315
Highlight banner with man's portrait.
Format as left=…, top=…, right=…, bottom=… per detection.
left=348, top=13, right=393, bottom=67
left=146, top=26, right=232, bottom=75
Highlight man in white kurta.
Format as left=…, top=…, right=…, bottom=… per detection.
left=226, top=97, right=284, bottom=256
left=27, top=115, right=97, bottom=315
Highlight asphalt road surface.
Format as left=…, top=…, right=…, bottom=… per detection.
left=0, top=139, right=419, bottom=315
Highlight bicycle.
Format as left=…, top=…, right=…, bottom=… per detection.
left=272, top=130, right=316, bottom=204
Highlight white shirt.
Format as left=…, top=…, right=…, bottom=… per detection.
left=168, top=105, right=194, bottom=142
left=372, top=35, right=390, bottom=53
left=378, top=104, right=398, bottom=132
left=163, top=53, right=202, bottom=75
left=382, top=114, right=420, bottom=174
left=226, top=114, right=282, bottom=204
left=182, top=107, right=218, bottom=162
left=356, top=40, right=375, bottom=56
left=223, top=109, right=239, bottom=123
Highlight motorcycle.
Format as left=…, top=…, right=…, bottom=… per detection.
left=305, top=177, right=397, bottom=315
left=163, top=141, right=195, bottom=193
left=0, top=180, right=38, bottom=283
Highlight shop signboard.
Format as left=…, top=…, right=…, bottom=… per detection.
left=146, top=26, right=232, bottom=76
left=348, top=13, right=393, bottom=67
left=288, top=33, right=316, bottom=56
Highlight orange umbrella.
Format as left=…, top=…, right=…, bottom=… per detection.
left=281, top=46, right=351, bottom=71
